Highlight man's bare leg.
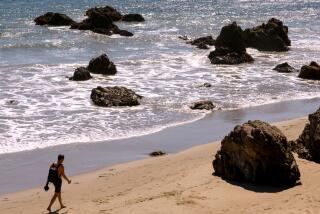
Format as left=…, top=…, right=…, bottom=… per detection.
left=47, top=193, right=58, bottom=212
left=58, top=192, right=66, bottom=209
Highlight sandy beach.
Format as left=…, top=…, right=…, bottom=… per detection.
left=1, top=117, right=320, bottom=214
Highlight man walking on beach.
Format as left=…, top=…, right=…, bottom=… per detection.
left=46, top=154, right=71, bottom=212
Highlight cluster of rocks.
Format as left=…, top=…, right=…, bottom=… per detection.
left=34, top=6, right=145, bottom=36
left=290, top=108, right=320, bottom=162
left=213, top=120, right=301, bottom=187
left=68, top=54, right=142, bottom=107
left=186, top=18, right=320, bottom=82
left=69, top=54, right=117, bottom=81
left=186, top=18, right=291, bottom=65
left=272, top=61, right=320, bottom=80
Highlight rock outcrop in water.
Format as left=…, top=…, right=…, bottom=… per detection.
left=87, top=54, right=117, bottom=75
left=291, top=108, right=320, bottom=162
left=243, top=18, right=291, bottom=52
left=149, top=151, right=166, bottom=157
left=36, top=6, right=143, bottom=36
left=190, top=101, right=215, bottom=110
left=208, top=22, right=254, bottom=65
left=298, top=62, right=320, bottom=80
left=70, top=7, right=133, bottom=36
left=86, top=6, right=145, bottom=22
left=188, top=36, right=215, bottom=49
left=69, top=67, right=92, bottom=81
left=273, top=62, right=297, bottom=73
left=122, top=14, right=145, bottom=22
left=91, top=86, right=142, bottom=107
left=213, top=120, right=300, bottom=187
left=34, top=12, right=75, bottom=26
left=86, top=6, right=122, bottom=22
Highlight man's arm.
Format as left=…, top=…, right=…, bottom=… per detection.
left=60, top=166, right=71, bottom=184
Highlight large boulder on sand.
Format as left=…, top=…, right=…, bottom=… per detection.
left=208, top=22, right=254, bottom=65
left=87, top=54, right=117, bottom=75
left=293, top=108, right=320, bottom=162
left=273, top=62, right=297, bottom=73
left=122, top=14, right=145, bottom=22
left=69, top=67, right=92, bottom=81
left=298, top=61, right=320, bottom=80
left=91, top=86, right=142, bottom=107
left=34, top=12, right=75, bottom=26
left=213, top=120, right=300, bottom=187
left=243, top=18, right=291, bottom=52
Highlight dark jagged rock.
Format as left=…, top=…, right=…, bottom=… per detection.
left=71, top=8, right=133, bottom=36
left=298, top=61, right=320, bottom=80
left=243, top=18, right=291, bottom=52
left=209, top=48, right=254, bottom=65
left=112, top=27, right=134, bottom=37
left=86, top=6, right=122, bottom=22
left=213, top=120, right=300, bottom=187
left=122, top=14, right=145, bottom=22
left=91, top=86, right=142, bottom=107
left=149, top=151, right=166, bottom=157
left=208, top=22, right=253, bottom=65
left=188, top=36, right=216, bottom=47
left=215, top=22, right=246, bottom=53
left=190, top=101, right=215, bottom=110
left=69, top=67, right=92, bottom=81
left=293, top=108, right=320, bottom=162
left=273, top=62, right=297, bottom=73
left=34, top=12, right=75, bottom=26
left=87, top=54, right=117, bottom=75
left=71, top=9, right=115, bottom=30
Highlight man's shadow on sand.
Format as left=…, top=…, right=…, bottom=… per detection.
left=48, top=208, right=68, bottom=214
left=212, top=173, right=301, bottom=193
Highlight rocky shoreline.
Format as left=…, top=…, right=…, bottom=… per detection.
left=34, top=6, right=145, bottom=37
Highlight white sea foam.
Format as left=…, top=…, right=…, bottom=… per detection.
left=1, top=0, right=320, bottom=154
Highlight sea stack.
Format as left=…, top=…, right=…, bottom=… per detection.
left=208, top=22, right=254, bottom=65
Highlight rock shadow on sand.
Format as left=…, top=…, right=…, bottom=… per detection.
left=212, top=173, right=301, bottom=193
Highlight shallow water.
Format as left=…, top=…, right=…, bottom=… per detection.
left=0, top=0, right=319, bottom=153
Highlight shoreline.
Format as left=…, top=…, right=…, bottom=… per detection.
left=1, top=116, right=319, bottom=213
left=0, top=97, right=319, bottom=195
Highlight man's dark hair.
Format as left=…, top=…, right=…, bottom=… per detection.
left=58, top=154, right=64, bottom=161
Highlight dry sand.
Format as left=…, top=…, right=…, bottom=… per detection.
left=1, top=117, right=320, bottom=214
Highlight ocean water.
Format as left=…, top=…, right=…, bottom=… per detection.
left=0, top=0, right=319, bottom=154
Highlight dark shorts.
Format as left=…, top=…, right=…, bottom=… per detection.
left=53, top=178, right=62, bottom=193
